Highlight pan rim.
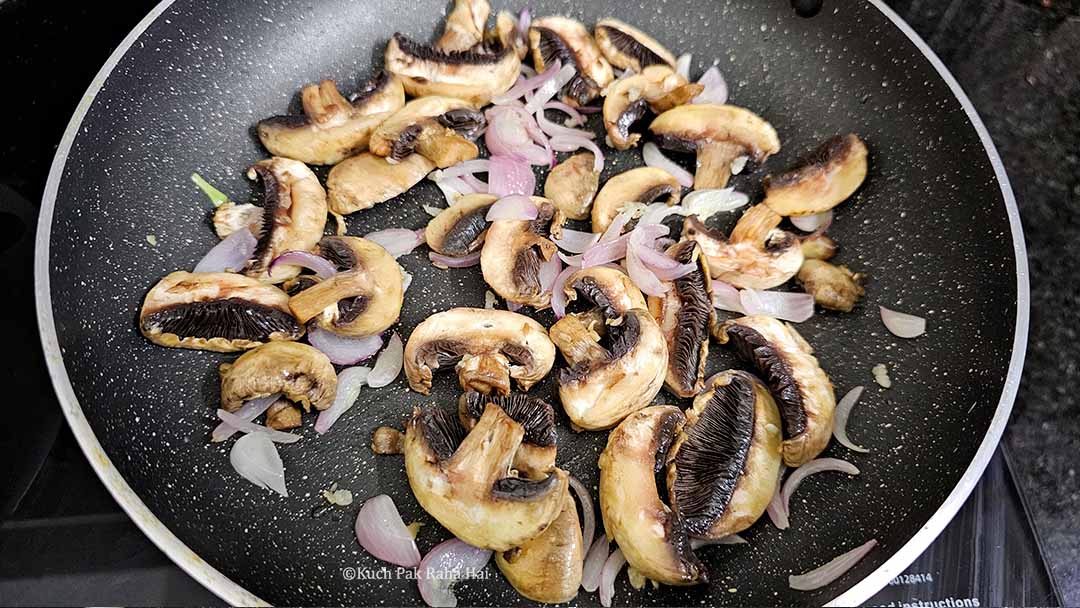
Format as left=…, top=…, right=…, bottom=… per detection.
left=32, top=1, right=1029, bottom=607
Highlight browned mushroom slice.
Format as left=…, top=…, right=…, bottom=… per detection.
left=544, top=152, right=600, bottom=220
left=212, top=202, right=263, bottom=239
left=797, top=259, right=865, bottom=312
left=385, top=33, right=521, bottom=107
left=647, top=241, right=714, bottom=398
left=403, top=308, right=556, bottom=395
left=560, top=265, right=646, bottom=319
left=458, top=391, right=556, bottom=479
left=495, top=492, right=583, bottom=603
left=800, top=233, right=838, bottom=261
left=603, top=65, right=703, bottom=150
left=265, top=398, right=302, bottom=430
left=485, top=11, right=529, bottom=59
left=713, top=315, right=836, bottom=467
left=591, top=167, right=682, bottom=234
left=683, top=204, right=803, bottom=290
left=480, top=198, right=565, bottom=308
left=529, top=16, right=614, bottom=106
left=219, top=341, right=337, bottom=412
left=650, top=104, right=781, bottom=190
left=327, top=153, right=435, bottom=216
left=425, top=194, right=498, bottom=257
left=764, top=134, right=869, bottom=217
left=437, top=0, right=490, bottom=51
left=593, top=18, right=677, bottom=72
left=368, top=96, right=484, bottom=168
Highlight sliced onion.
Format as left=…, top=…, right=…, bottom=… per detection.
left=549, top=135, right=604, bottom=172
left=782, top=458, right=860, bottom=523
left=643, top=142, right=693, bottom=188
left=429, top=250, right=482, bottom=268
left=712, top=279, right=744, bottom=312
left=675, top=53, right=692, bottom=78
left=488, top=155, right=535, bottom=197
left=486, top=106, right=550, bottom=166
left=739, top=288, right=815, bottom=323
left=536, top=108, right=594, bottom=139
left=538, top=254, right=562, bottom=295
left=516, top=8, right=531, bottom=44
left=880, top=306, right=926, bottom=338
left=270, top=251, right=337, bottom=279
left=553, top=228, right=600, bottom=253
left=766, top=465, right=790, bottom=530
left=441, top=159, right=491, bottom=178
left=558, top=251, right=583, bottom=266
left=635, top=245, right=695, bottom=281
left=459, top=174, right=488, bottom=193
left=581, top=234, right=629, bottom=267
left=230, top=433, right=287, bottom=496
left=599, top=548, right=627, bottom=608
left=216, top=409, right=301, bottom=443
left=433, top=176, right=468, bottom=205
left=550, top=264, right=578, bottom=318
left=638, top=201, right=682, bottom=226
left=367, top=332, right=404, bottom=388
left=308, top=326, right=383, bottom=365
left=731, top=155, right=749, bottom=175
left=492, top=58, right=558, bottom=105
left=581, top=535, right=609, bottom=592
left=355, top=494, right=422, bottom=567
left=600, top=210, right=632, bottom=242
left=693, top=66, right=729, bottom=105
left=568, top=476, right=596, bottom=551
left=211, top=394, right=279, bottom=443
left=690, top=534, right=747, bottom=548
left=680, top=187, right=749, bottom=219
left=364, top=228, right=425, bottom=258
left=401, top=267, right=413, bottom=293
left=315, top=366, right=371, bottom=434
left=194, top=227, right=257, bottom=273
left=626, top=243, right=667, bottom=297
left=486, top=195, right=538, bottom=221
left=789, top=539, right=878, bottom=591
left=543, top=101, right=586, bottom=126
left=507, top=300, right=523, bottom=312
left=524, top=63, right=577, bottom=114
left=834, top=386, right=870, bottom=453
left=791, top=210, right=834, bottom=233
left=417, top=538, right=493, bottom=607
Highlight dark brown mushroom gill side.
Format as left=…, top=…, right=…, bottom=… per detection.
left=142, top=299, right=301, bottom=342
left=651, top=408, right=703, bottom=578
left=461, top=392, right=557, bottom=448
left=442, top=206, right=492, bottom=256
left=668, top=241, right=712, bottom=393
left=570, top=276, right=621, bottom=318
left=723, top=324, right=806, bottom=438
left=413, top=339, right=537, bottom=379
left=438, top=108, right=488, bottom=141
left=512, top=204, right=559, bottom=295
left=559, top=310, right=641, bottom=384
left=247, top=164, right=283, bottom=275
left=393, top=32, right=511, bottom=66
left=532, top=27, right=598, bottom=106
left=597, top=25, right=668, bottom=69
left=317, top=237, right=370, bottom=327
left=765, top=134, right=851, bottom=190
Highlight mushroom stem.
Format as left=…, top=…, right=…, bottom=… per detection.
left=458, top=352, right=513, bottom=395
left=415, top=128, right=480, bottom=169
left=302, top=80, right=354, bottom=125
left=695, top=141, right=745, bottom=190
left=549, top=311, right=608, bottom=366
left=445, top=404, right=524, bottom=488
left=730, top=204, right=783, bottom=245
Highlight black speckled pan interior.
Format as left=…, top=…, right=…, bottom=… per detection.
left=38, top=0, right=1026, bottom=605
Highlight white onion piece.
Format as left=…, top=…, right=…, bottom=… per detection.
left=731, top=155, right=749, bottom=175
left=765, top=465, right=790, bottom=529
left=554, top=228, right=600, bottom=253
left=524, top=63, right=577, bottom=114
left=354, top=494, right=422, bottom=567
left=680, top=187, right=749, bottom=220
left=433, top=178, right=466, bottom=206
left=582, top=234, right=630, bottom=267
left=549, top=135, right=604, bottom=172
left=424, top=204, right=446, bottom=217
left=543, top=101, right=586, bottom=126
left=638, top=201, right=682, bottom=226
left=494, top=66, right=559, bottom=104
left=600, top=210, right=632, bottom=242
left=643, top=142, right=693, bottom=188
left=194, top=227, right=256, bottom=273
left=550, top=264, right=578, bottom=318
left=417, top=538, right=493, bottom=607
left=558, top=251, right=583, bottom=266
left=429, top=250, right=482, bottom=268
left=230, top=433, right=288, bottom=496
left=791, top=210, right=834, bottom=233
left=834, top=386, right=870, bottom=453
left=626, top=242, right=667, bottom=297
left=211, top=393, right=279, bottom=443
left=364, top=228, right=425, bottom=258
left=487, top=155, right=535, bottom=197
left=401, top=268, right=413, bottom=293
left=486, top=195, right=538, bottom=221
left=314, top=366, right=371, bottom=434
left=441, top=159, right=491, bottom=178
left=568, top=476, right=596, bottom=551
left=581, top=535, right=609, bottom=592
left=693, top=66, right=729, bottom=104
left=599, top=548, right=627, bottom=608
left=880, top=306, right=926, bottom=338
left=711, top=279, right=744, bottom=312
left=675, top=53, right=692, bottom=78
left=270, top=250, right=338, bottom=279
left=782, top=458, right=860, bottom=522
left=537, top=254, right=563, bottom=297
left=367, top=333, right=404, bottom=388
left=308, top=326, right=383, bottom=365
left=690, top=534, right=747, bottom=548
left=738, top=288, right=815, bottom=323
left=789, top=539, right=878, bottom=591
left=216, top=409, right=301, bottom=443
left=536, top=108, right=594, bottom=139
left=460, top=174, right=488, bottom=193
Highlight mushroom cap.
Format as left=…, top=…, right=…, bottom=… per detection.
left=682, top=207, right=804, bottom=290
left=764, top=134, right=869, bottom=217
left=327, top=152, right=435, bottom=216
left=403, top=307, right=556, bottom=395
left=666, top=370, right=782, bottom=538
left=602, top=65, right=702, bottom=150
left=219, top=341, right=337, bottom=412
left=591, top=167, right=682, bottom=234
left=139, top=271, right=302, bottom=352
left=593, top=18, right=677, bottom=72
left=598, top=405, right=704, bottom=585
left=713, top=314, right=836, bottom=467
left=404, top=403, right=569, bottom=551
left=385, top=33, right=521, bottom=107
left=458, top=391, right=557, bottom=480
left=562, top=265, right=647, bottom=318
left=495, top=492, right=583, bottom=603
left=287, top=236, right=404, bottom=337
left=543, top=152, right=599, bottom=221
left=647, top=240, right=715, bottom=398
left=425, top=193, right=498, bottom=256
left=480, top=197, right=564, bottom=308
left=529, top=16, right=614, bottom=106
left=436, top=0, right=491, bottom=52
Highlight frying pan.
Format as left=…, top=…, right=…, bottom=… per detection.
left=34, top=0, right=1028, bottom=605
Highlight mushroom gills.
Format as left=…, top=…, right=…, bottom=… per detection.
left=495, top=493, right=583, bottom=604
left=425, top=194, right=498, bottom=256
left=647, top=240, right=714, bottom=398
left=480, top=198, right=564, bottom=308
left=593, top=18, right=677, bottom=72
left=529, top=17, right=614, bottom=106
left=562, top=266, right=647, bottom=319
left=764, top=134, right=869, bottom=217
left=243, top=158, right=328, bottom=284
left=458, top=391, right=557, bottom=479
left=602, top=65, right=703, bottom=150
left=369, top=95, right=486, bottom=168
left=385, top=33, right=521, bottom=107
left=219, top=341, right=338, bottom=413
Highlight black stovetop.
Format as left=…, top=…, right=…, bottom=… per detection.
left=0, top=0, right=1074, bottom=606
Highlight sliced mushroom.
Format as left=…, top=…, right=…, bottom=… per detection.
left=593, top=18, right=677, bottom=73
left=544, top=152, right=600, bottom=220
left=327, top=152, right=435, bottom=216
left=437, top=0, right=490, bottom=51
left=764, top=134, right=868, bottom=217
left=713, top=315, right=836, bottom=467
left=458, top=391, right=556, bottom=480
left=561, top=265, right=646, bottom=318
left=243, top=158, right=329, bottom=283
left=368, top=96, right=484, bottom=168
left=551, top=308, right=667, bottom=431
left=219, top=341, right=337, bottom=412
left=598, top=406, right=704, bottom=585
left=797, top=259, right=865, bottom=312
left=480, top=198, right=565, bottom=308
left=404, top=402, right=569, bottom=550
left=139, top=271, right=303, bottom=352
left=212, top=202, right=263, bottom=239
left=650, top=104, right=781, bottom=190
left=266, top=399, right=302, bottom=430
left=529, top=16, right=614, bottom=106
left=603, top=65, right=703, bottom=150
left=425, top=193, right=498, bottom=256
left=287, top=236, right=404, bottom=337
left=495, top=492, right=583, bottom=603
left=385, top=33, right=521, bottom=107
left=666, top=370, right=782, bottom=539
left=591, top=167, right=682, bottom=234
left=683, top=204, right=803, bottom=289
left=256, top=73, right=406, bottom=166
left=486, top=11, right=529, bottom=59
left=403, top=307, right=556, bottom=395
left=647, top=241, right=714, bottom=398
left=800, top=233, right=838, bottom=261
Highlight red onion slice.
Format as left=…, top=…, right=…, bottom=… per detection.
left=738, top=288, right=815, bottom=323
left=633, top=239, right=695, bottom=281
left=550, top=264, right=578, bottom=318
left=441, top=159, right=491, bottom=178
left=711, top=280, right=744, bottom=313
left=538, top=254, right=562, bottom=296
left=880, top=305, right=926, bottom=338
left=364, top=228, right=425, bottom=258
left=581, top=535, right=609, bottom=592
left=600, top=211, right=632, bottom=242
left=558, top=251, right=583, bottom=266
left=690, top=534, right=747, bottom=549
left=486, top=195, right=538, bottom=221
left=781, top=458, right=860, bottom=523
left=789, top=539, right=878, bottom=591
left=517, top=8, right=531, bottom=42
left=488, top=155, right=536, bottom=197
left=193, top=227, right=257, bottom=273
left=680, top=187, right=749, bottom=219
left=790, top=210, right=834, bottom=233
left=554, top=228, right=600, bottom=253
left=417, top=538, right=493, bottom=607
left=354, top=494, right=422, bottom=568
left=543, top=101, right=586, bottom=126
left=367, top=332, right=404, bottom=388
left=492, top=59, right=559, bottom=105
left=308, top=326, right=383, bottom=365
left=581, top=234, right=630, bottom=267
left=637, top=201, right=680, bottom=226
left=643, top=142, right=693, bottom=188
left=460, top=174, right=488, bottom=193
left=211, top=393, right=279, bottom=443
left=599, top=548, right=627, bottom=607
left=693, top=66, right=729, bottom=105
left=536, top=108, right=595, bottom=139
left=229, top=433, right=287, bottom=496
left=429, top=250, right=482, bottom=268
left=766, top=465, right=790, bottom=529
left=548, top=135, right=604, bottom=172
left=675, top=53, right=692, bottom=78
left=315, top=366, right=372, bottom=434
left=524, top=63, right=577, bottom=114
left=270, top=250, right=337, bottom=280
left=626, top=243, right=668, bottom=297
left=834, top=386, right=870, bottom=453
left=568, top=476, right=596, bottom=551
left=216, top=409, right=301, bottom=443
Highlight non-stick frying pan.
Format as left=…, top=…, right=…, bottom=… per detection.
left=34, top=0, right=1028, bottom=605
